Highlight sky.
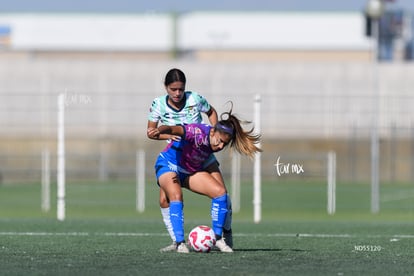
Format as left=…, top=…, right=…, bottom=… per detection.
left=0, top=0, right=413, bottom=13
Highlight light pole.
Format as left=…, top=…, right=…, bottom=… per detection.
left=365, top=0, right=385, bottom=214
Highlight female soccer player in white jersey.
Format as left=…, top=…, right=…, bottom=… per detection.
left=147, top=68, right=233, bottom=252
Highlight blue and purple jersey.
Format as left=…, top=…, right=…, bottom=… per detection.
left=160, top=123, right=213, bottom=174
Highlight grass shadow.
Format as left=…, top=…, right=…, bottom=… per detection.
left=233, top=248, right=308, bottom=252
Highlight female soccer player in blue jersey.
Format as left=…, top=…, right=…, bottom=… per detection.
left=147, top=68, right=233, bottom=252
left=148, top=106, right=261, bottom=253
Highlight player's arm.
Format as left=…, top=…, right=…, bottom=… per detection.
left=147, top=120, right=180, bottom=140
left=206, top=105, right=218, bottom=126
left=157, top=125, right=185, bottom=137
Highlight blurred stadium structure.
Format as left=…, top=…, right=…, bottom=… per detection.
left=0, top=10, right=414, bottom=184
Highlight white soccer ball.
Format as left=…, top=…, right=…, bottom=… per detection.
left=188, top=225, right=216, bottom=253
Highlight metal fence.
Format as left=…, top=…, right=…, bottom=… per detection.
left=1, top=59, right=414, bottom=184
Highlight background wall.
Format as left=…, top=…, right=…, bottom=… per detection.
left=1, top=58, right=413, bottom=184
left=0, top=10, right=412, bottom=184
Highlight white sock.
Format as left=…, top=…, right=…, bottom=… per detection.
left=161, top=207, right=175, bottom=242
left=223, top=195, right=232, bottom=231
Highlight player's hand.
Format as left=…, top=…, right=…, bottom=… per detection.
left=147, top=127, right=160, bottom=139
left=170, top=135, right=181, bottom=142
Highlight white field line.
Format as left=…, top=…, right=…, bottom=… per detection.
left=0, top=232, right=413, bottom=239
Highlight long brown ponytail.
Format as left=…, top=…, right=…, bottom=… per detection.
left=215, top=102, right=262, bottom=158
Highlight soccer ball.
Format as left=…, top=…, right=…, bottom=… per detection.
left=188, top=225, right=216, bottom=253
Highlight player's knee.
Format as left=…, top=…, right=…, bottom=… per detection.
left=212, top=186, right=226, bottom=198
left=159, top=196, right=169, bottom=208
left=167, top=191, right=182, bottom=202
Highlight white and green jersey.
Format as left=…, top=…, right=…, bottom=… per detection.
left=148, top=91, right=211, bottom=125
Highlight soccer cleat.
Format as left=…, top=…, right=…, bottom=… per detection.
left=176, top=242, right=190, bottom=253
left=159, top=242, right=177, bottom=253
left=215, top=238, right=233, bottom=253
left=223, top=229, right=233, bottom=248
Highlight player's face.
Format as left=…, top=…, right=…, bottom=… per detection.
left=166, top=81, right=185, bottom=104
left=210, top=130, right=231, bottom=152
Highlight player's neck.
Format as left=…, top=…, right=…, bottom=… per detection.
left=168, top=97, right=185, bottom=110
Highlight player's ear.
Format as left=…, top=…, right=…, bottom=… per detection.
left=210, top=127, right=218, bottom=136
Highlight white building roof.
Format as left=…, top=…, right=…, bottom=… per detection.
left=0, top=12, right=371, bottom=51
left=179, top=12, right=371, bottom=50
left=1, top=13, right=173, bottom=51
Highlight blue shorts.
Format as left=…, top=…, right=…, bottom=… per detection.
left=154, top=154, right=218, bottom=187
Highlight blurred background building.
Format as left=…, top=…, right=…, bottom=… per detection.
left=0, top=9, right=413, bottom=61
left=0, top=0, right=413, bottom=184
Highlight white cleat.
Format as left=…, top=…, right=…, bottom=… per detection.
left=176, top=242, right=190, bottom=253
left=160, top=242, right=177, bottom=253
left=215, top=238, right=233, bottom=253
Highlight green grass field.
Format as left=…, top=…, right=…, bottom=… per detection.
left=1, top=180, right=414, bottom=275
